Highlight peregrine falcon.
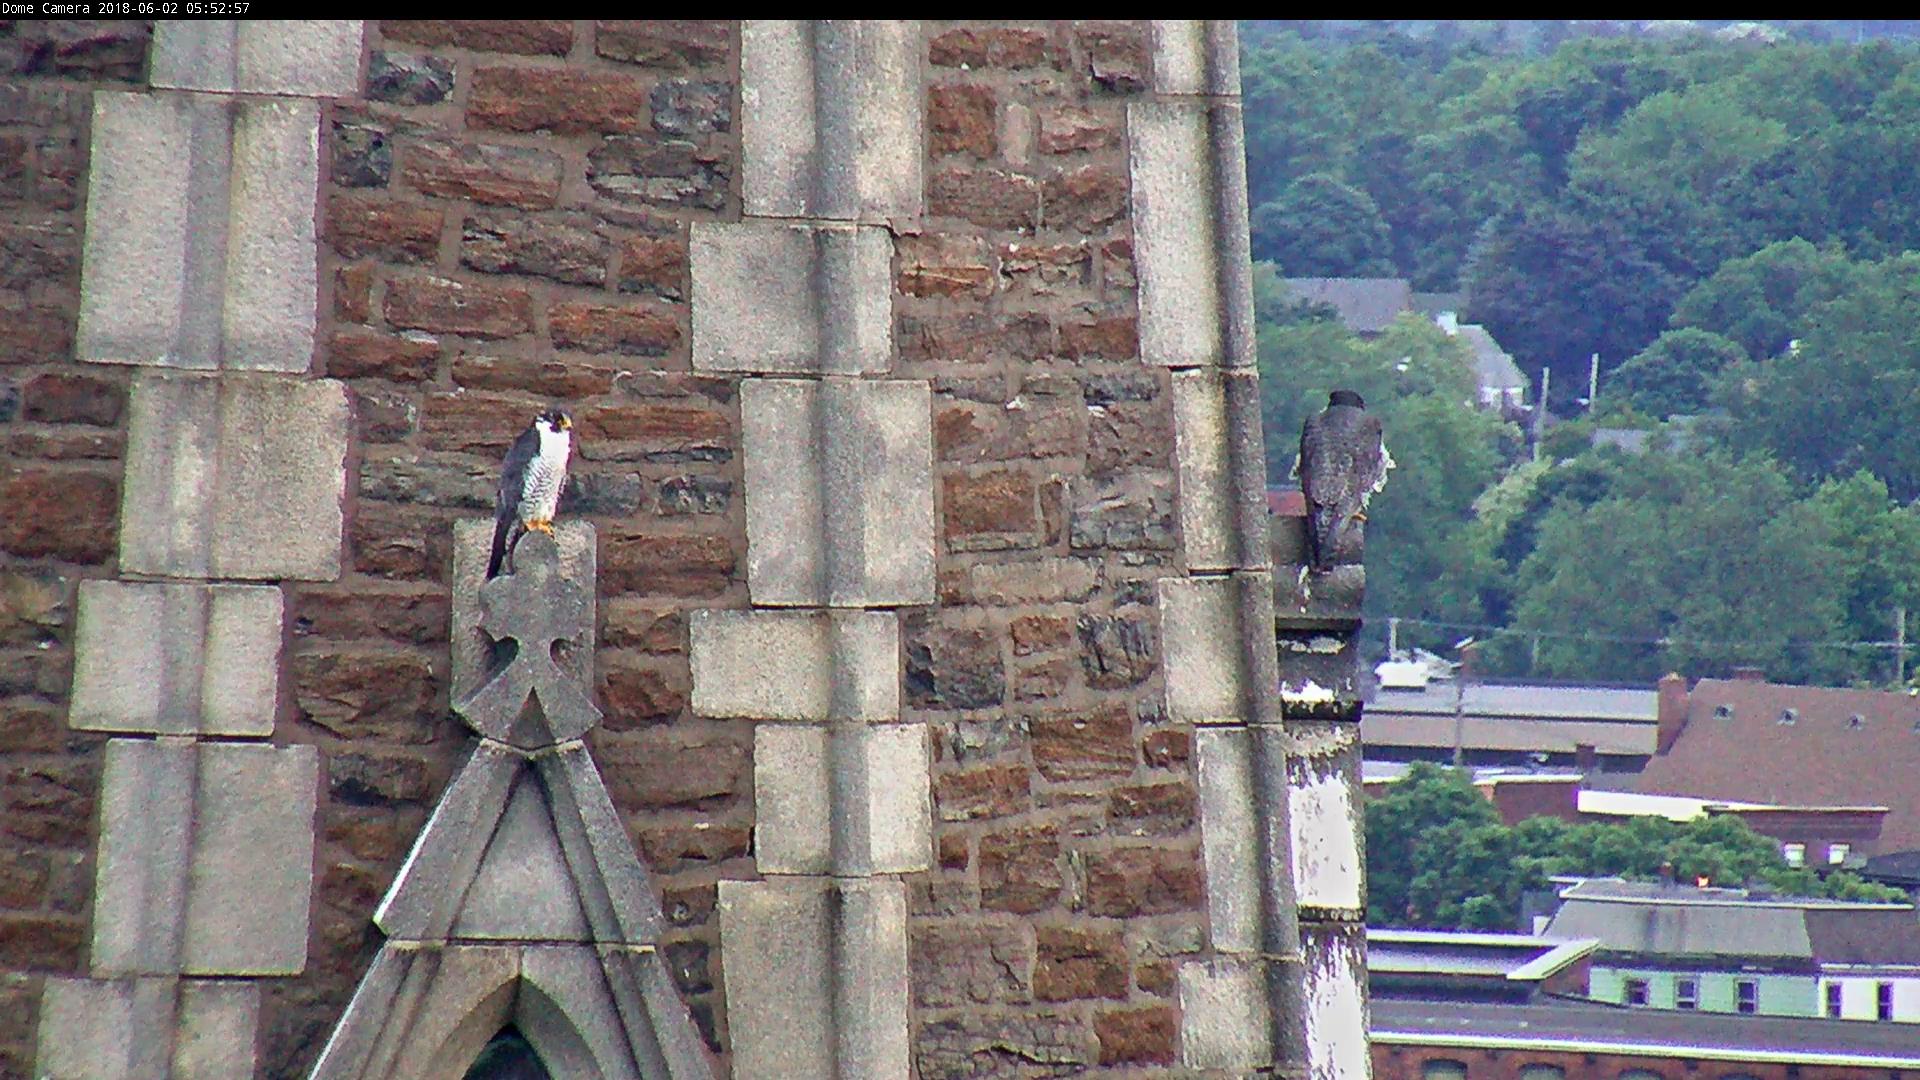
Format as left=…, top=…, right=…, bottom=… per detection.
left=487, top=408, right=573, bottom=579
left=1295, top=389, right=1392, bottom=573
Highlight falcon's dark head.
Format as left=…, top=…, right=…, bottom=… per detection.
left=535, top=408, right=572, bottom=434
left=1328, top=389, right=1366, bottom=409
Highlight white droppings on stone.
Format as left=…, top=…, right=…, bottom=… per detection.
left=1302, top=938, right=1369, bottom=1080
left=1290, top=763, right=1362, bottom=911
left=1280, top=679, right=1335, bottom=704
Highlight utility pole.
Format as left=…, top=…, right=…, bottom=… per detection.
left=1588, top=352, right=1600, bottom=409
left=1451, top=641, right=1475, bottom=769
left=1532, top=367, right=1549, bottom=462
left=1897, top=606, right=1908, bottom=686
left=1388, top=617, right=1400, bottom=660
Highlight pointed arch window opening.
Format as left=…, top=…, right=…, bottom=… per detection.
left=464, top=1026, right=553, bottom=1080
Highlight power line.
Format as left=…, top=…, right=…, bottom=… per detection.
left=1379, top=615, right=1910, bottom=655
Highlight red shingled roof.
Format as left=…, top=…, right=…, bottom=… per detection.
left=1635, top=677, right=1920, bottom=851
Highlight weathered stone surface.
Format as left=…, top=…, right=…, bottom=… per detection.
left=1302, top=922, right=1368, bottom=1080
left=912, top=920, right=1032, bottom=1007
left=36, top=977, right=259, bottom=1079
left=0, top=21, right=150, bottom=81
left=79, top=93, right=322, bottom=372
left=1130, top=99, right=1224, bottom=367
left=1158, top=575, right=1246, bottom=724
left=586, top=134, right=730, bottom=212
left=1288, top=722, right=1363, bottom=913
left=1035, top=924, right=1127, bottom=1002
left=69, top=580, right=282, bottom=737
left=915, top=1011, right=1091, bottom=1079
left=978, top=824, right=1062, bottom=914
left=1178, top=956, right=1272, bottom=1070
left=367, top=50, right=455, bottom=105
left=1030, top=702, right=1134, bottom=781
left=935, top=763, right=1030, bottom=822
left=450, top=519, right=596, bottom=711
left=741, top=378, right=935, bottom=606
left=690, top=608, right=897, bottom=721
left=91, top=739, right=320, bottom=976
left=740, top=20, right=922, bottom=221
left=1084, top=845, right=1205, bottom=917
left=469, top=67, right=651, bottom=135
left=720, top=878, right=910, bottom=1077
left=120, top=374, right=349, bottom=580
left=384, top=19, right=572, bottom=55
left=904, top=615, right=1005, bottom=711
left=691, top=222, right=892, bottom=374
left=1194, top=728, right=1261, bottom=954
left=754, top=722, right=931, bottom=875
left=400, top=137, right=563, bottom=209
left=1173, top=368, right=1264, bottom=570
left=0, top=467, right=117, bottom=563
left=1077, top=612, right=1155, bottom=689
left=151, top=20, right=364, bottom=96
left=462, top=210, right=609, bottom=287
left=1070, top=472, right=1175, bottom=551
left=452, top=773, right=592, bottom=941
left=1151, top=20, right=1239, bottom=95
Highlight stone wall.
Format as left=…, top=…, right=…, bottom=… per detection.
left=0, top=19, right=1369, bottom=1078
left=0, top=21, right=154, bottom=1079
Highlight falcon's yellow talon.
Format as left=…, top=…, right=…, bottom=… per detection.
left=528, top=519, right=554, bottom=535
left=1352, top=511, right=1368, bottom=523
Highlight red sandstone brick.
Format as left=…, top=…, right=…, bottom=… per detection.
left=1010, top=614, right=1073, bottom=657
left=0, top=913, right=83, bottom=972
left=291, top=651, right=440, bottom=743
left=328, top=328, right=439, bottom=383
left=0, top=307, right=73, bottom=365
left=384, top=276, right=535, bottom=339
left=351, top=504, right=441, bottom=580
left=639, top=823, right=750, bottom=870
left=326, top=810, right=421, bottom=864
left=936, top=764, right=1030, bottom=822
left=1043, top=166, right=1128, bottom=233
left=2, top=761, right=95, bottom=846
left=929, top=26, right=1054, bottom=69
left=1108, top=781, right=1197, bottom=835
left=1035, top=925, right=1128, bottom=1001
left=1077, top=23, right=1150, bottom=94
left=0, top=468, right=116, bottom=563
left=1038, top=105, right=1121, bottom=154
left=1141, top=727, right=1191, bottom=768
left=1084, top=846, right=1204, bottom=917
left=601, top=530, right=734, bottom=596
left=6, top=431, right=121, bottom=460
left=600, top=659, right=690, bottom=729
left=550, top=300, right=681, bottom=356
left=618, top=233, right=688, bottom=298
left=21, top=372, right=122, bottom=425
left=1137, top=956, right=1176, bottom=997
left=577, top=400, right=728, bottom=445
left=292, top=587, right=450, bottom=646
left=383, top=19, right=573, bottom=55
left=900, top=234, right=997, bottom=300
left=602, top=601, right=686, bottom=653
left=448, top=354, right=620, bottom=397
left=335, top=264, right=374, bottom=324
left=1058, top=315, right=1137, bottom=360
left=1096, top=1005, right=1177, bottom=1065
left=400, top=138, right=564, bottom=210
left=1030, top=703, right=1134, bottom=781
left=329, top=195, right=442, bottom=263
left=929, top=84, right=997, bottom=158
left=595, top=21, right=730, bottom=69
left=0, top=850, right=49, bottom=908
left=978, top=823, right=1063, bottom=914
left=469, top=67, right=650, bottom=135
left=943, top=469, right=1036, bottom=541
left=0, top=704, right=63, bottom=754
left=929, top=167, right=1039, bottom=231
left=419, top=391, right=544, bottom=453
left=937, top=831, right=970, bottom=871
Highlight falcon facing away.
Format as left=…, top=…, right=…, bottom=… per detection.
left=487, top=408, right=573, bottom=579
left=1295, top=389, right=1392, bottom=573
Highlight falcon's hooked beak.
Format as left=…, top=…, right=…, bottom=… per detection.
left=558, top=414, right=572, bottom=431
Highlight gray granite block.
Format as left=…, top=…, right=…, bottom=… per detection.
left=754, top=722, right=930, bottom=875
left=151, top=20, right=365, bottom=97
left=68, top=580, right=282, bottom=736
left=741, top=377, right=935, bottom=606
left=690, top=222, right=892, bottom=374
left=689, top=608, right=898, bottom=721
left=1177, top=956, right=1273, bottom=1070
left=120, top=373, right=349, bottom=580
left=740, top=21, right=922, bottom=222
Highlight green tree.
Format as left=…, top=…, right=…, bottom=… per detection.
left=1249, top=173, right=1397, bottom=276
left=1611, top=328, right=1747, bottom=419
left=1364, top=763, right=1503, bottom=926
left=1716, top=257, right=1920, bottom=501
left=1569, top=84, right=1789, bottom=198
left=1807, top=471, right=1920, bottom=668
left=1669, top=238, right=1866, bottom=361
left=1511, top=451, right=1846, bottom=682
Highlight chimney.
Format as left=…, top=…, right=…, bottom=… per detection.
left=1731, top=666, right=1766, bottom=682
left=1657, top=672, right=1689, bottom=754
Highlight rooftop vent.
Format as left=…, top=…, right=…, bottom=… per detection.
left=1714, top=704, right=1735, bottom=720
left=1848, top=713, right=1864, bottom=730
left=1778, top=708, right=1797, bottom=725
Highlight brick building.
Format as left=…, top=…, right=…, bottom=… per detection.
left=0, top=19, right=1370, bottom=1079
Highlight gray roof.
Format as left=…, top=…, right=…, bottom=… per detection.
left=1368, top=929, right=1597, bottom=981
left=1411, top=291, right=1464, bottom=317
left=1457, top=324, right=1526, bottom=393
left=1543, top=879, right=1917, bottom=962
left=1364, top=682, right=1659, bottom=755
left=1282, top=277, right=1412, bottom=334
left=1373, top=998, right=1920, bottom=1066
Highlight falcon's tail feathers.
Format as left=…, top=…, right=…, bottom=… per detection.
left=486, top=515, right=513, bottom=579
left=1306, top=505, right=1340, bottom=574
